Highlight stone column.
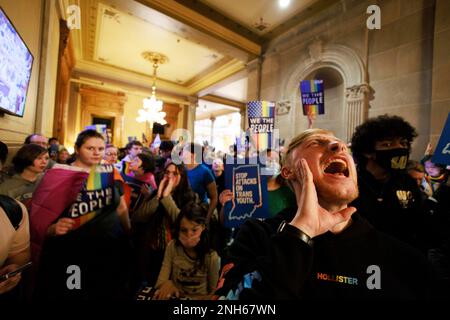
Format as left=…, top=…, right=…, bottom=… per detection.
left=186, top=96, right=198, bottom=142
left=210, top=116, right=216, bottom=145
left=244, top=58, right=262, bottom=132
left=246, top=58, right=262, bottom=101
left=240, top=109, right=247, bottom=131
left=345, top=83, right=375, bottom=142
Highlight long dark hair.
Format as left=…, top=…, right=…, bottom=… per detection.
left=140, top=162, right=197, bottom=251
left=165, top=162, right=197, bottom=206
left=174, top=202, right=211, bottom=268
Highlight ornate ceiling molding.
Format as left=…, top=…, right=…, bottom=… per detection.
left=185, top=59, right=245, bottom=95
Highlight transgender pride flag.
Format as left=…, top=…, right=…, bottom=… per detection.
left=247, top=100, right=276, bottom=151
left=300, top=80, right=325, bottom=117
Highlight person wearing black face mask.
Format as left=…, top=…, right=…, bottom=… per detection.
left=350, top=115, right=425, bottom=250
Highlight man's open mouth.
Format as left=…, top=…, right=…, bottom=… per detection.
left=323, top=158, right=349, bottom=177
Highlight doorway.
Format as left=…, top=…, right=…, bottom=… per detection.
left=92, top=116, right=114, bottom=144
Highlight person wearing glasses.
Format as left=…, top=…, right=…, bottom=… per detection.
left=103, top=144, right=119, bottom=165
left=132, top=162, right=198, bottom=287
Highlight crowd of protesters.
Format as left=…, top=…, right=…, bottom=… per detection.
left=0, top=113, right=449, bottom=301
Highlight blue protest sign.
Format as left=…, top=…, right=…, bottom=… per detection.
left=432, top=112, right=450, bottom=166
left=223, top=160, right=268, bottom=228
left=300, top=80, right=325, bottom=116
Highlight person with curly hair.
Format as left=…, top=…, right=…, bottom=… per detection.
left=350, top=114, right=424, bottom=250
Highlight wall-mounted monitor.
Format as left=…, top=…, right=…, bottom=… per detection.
left=0, top=6, right=34, bottom=117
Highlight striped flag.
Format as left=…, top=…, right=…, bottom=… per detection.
left=85, top=124, right=107, bottom=135
left=247, top=100, right=275, bottom=151
left=300, top=80, right=325, bottom=117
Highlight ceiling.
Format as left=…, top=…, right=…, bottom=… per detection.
left=212, top=77, right=248, bottom=102
left=69, top=0, right=332, bottom=105
left=95, top=3, right=225, bottom=84
left=199, top=0, right=319, bottom=36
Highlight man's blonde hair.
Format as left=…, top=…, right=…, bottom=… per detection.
left=285, top=128, right=334, bottom=165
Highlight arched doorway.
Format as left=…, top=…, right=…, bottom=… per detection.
left=303, top=67, right=345, bottom=140
left=282, top=42, right=374, bottom=142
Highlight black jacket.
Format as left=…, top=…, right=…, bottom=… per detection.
left=352, top=169, right=424, bottom=249
left=216, top=208, right=432, bottom=300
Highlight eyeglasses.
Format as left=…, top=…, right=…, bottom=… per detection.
left=105, top=153, right=118, bottom=157
left=164, top=170, right=178, bottom=176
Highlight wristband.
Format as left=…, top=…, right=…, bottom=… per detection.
left=277, top=221, right=313, bottom=247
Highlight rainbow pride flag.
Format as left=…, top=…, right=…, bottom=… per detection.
left=247, top=100, right=276, bottom=151
left=122, top=161, right=132, bottom=175
left=69, top=165, right=122, bottom=229
left=300, top=80, right=325, bottom=117
left=84, top=124, right=107, bottom=135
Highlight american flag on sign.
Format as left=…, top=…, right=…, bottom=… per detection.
left=247, top=100, right=275, bottom=151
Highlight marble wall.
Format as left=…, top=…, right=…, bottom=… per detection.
left=260, top=0, right=448, bottom=160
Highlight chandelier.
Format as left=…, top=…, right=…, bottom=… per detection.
left=136, top=51, right=168, bottom=129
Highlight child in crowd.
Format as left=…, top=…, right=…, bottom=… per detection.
left=421, top=155, right=448, bottom=199
left=132, top=162, right=198, bottom=287
left=153, top=202, right=220, bottom=300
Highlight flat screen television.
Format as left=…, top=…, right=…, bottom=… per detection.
left=0, top=6, right=33, bottom=117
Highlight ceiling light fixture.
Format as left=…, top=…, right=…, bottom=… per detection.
left=136, top=51, right=168, bottom=131
left=279, top=0, right=290, bottom=8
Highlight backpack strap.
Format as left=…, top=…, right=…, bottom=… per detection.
left=0, top=195, right=22, bottom=230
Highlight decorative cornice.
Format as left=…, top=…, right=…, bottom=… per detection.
left=187, top=96, right=198, bottom=106
left=201, top=94, right=245, bottom=110
left=70, top=76, right=189, bottom=105
left=276, top=100, right=291, bottom=116
left=195, top=108, right=238, bottom=121
left=74, top=59, right=189, bottom=95
left=186, top=59, right=245, bottom=95
left=246, top=58, right=262, bottom=72
left=345, top=83, right=375, bottom=101
left=184, top=57, right=233, bottom=87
